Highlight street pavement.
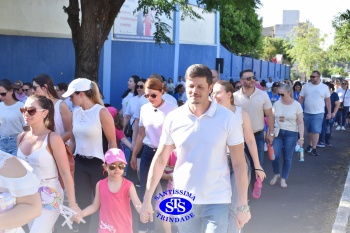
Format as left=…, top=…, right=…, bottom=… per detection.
left=245, top=128, right=350, bottom=233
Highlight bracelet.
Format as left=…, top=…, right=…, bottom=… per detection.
left=299, top=138, right=304, bottom=140
left=254, top=168, right=265, bottom=172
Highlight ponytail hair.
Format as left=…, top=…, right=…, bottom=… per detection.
left=33, top=74, right=60, bottom=99
left=84, top=81, right=104, bottom=106
left=29, top=95, right=55, bottom=131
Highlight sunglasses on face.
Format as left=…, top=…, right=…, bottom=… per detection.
left=145, top=93, right=158, bottom=99
left=0, top=91, right=9, bottom=97
left=20, top=107, right=46, bottom=116
left=70, top=91, right=81, bottom=98
left=342, top=83, right=348, bottom=85
left=136, top=85, right=144, bottom=89
left=310, top=76, right=318, bottom=79
left=278, top=93, right=285, bottom=97
left=23, top=89, right=30, bottom=92
left=32, top=85, right=40, bottom=91
left=108, top=164, right=126, bottom=170
left=243, top=76, right=256, bottom=81
left=14, top=88, right=22, bottom=92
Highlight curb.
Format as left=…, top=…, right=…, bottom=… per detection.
left=332, top=162, right=350, bottom=232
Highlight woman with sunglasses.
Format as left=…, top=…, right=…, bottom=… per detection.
left=121, top=75, right=140, bottom=117
left=270, top=84, right=304, bottom=188
left=16, top=95, right=81, bottom=232
left=123, top=79, right=146, bottom=175
left=23, top=82, right=34, bottom=97
left=335, top=80, right=349, bottom=131
left=32, top=74, right=72, bottom=144
left=0, top=79, right=26, bottom=155
left=0, top=149, right=41, bottom=232
left=130, top=78, right=177, bottom=233
left=62, top=78, right=117, bottom=232
left=212, top=80, right=265, bottom=232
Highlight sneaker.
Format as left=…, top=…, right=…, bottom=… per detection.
left=341, top=126, right=346, bottom=131
left=336, top=126, right=341, bottom=131
left=306, top=145, right=313, bottom=153
left=325, top=143, right=332, bottom=147
left=317, top=142, right=325, bottom=148
left=281, top=178, right=287, bottom=188
left=334, top=122, right=338, bottom=127
left=311, top=149, right=319, bottom=156
left=270, top=174, right=280, bottom=185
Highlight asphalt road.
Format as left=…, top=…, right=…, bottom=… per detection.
left=244, top=128, right=350, bottom=233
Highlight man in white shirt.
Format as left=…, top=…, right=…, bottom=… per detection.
left=139, top=64, right=250, bottom=233
left=299, top=70, right=331, bottom=156
left=266, top=77, right=274, bottom=92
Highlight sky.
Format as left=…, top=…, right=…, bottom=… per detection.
left=256, top=0, right=349, bottom=47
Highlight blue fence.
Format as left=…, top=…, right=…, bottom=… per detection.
left=0, top=35, right=291, bottom=109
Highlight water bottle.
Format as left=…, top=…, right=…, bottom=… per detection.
left=329, top=117, right=334, bottom=124
left=267, top=143, right=275, bottom=160
left=299, top=148, right=304, bottom=162
left=252, top=177, right=262, bottom=199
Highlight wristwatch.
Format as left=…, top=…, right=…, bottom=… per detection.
left=237, top=205, right=250, bottom=213
left=269, top=133, right=275, bottom=137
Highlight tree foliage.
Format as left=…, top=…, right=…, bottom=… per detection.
left=64, top=0, right=261, bottom=81
left=261, top=37, right=291, bottom=64
left=287, top=22, right=327, bottom=76
left=331, top=10, right=350, bottom=62
left=219, top=3, right=263, bottom=58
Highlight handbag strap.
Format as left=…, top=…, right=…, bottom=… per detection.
left=343, top=89, right=347, bottom=103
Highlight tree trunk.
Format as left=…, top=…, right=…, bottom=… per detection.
left=64, top=0, right=125, bottom=82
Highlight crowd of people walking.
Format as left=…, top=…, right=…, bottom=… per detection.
left=0, top=65, right=347, bottom=233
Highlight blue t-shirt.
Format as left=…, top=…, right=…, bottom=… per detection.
left=325, top=92, right=339, bottom=115
left=268, top=91, right=280, bottom=105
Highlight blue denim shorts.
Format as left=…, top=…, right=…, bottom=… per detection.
left=304, top=113, right=324, bottom=134
left=0, top=134, right=18, bottom=156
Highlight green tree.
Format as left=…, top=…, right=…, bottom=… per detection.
left=220, top=3, right=263, bottom=58
left=64, top=0, right=260, bottom=81
left=261, top=37, right=291, bottom=64
left=331, top=10, right=350, bottom=62
left=287, top=22, right=327, bottom=76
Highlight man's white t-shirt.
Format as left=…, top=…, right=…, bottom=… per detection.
left=160, top=101, right=244, bottom=204
left=300, top=82, right=330, bottom=114
left=266, top=81, right=273, bottom=92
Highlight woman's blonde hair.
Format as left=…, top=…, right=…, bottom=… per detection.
left=84, top=81, right=104, bottom=106
left=216, top=80, right=234, bottom=105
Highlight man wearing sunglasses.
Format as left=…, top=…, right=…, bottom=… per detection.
left=299, top=70, right=331, bottom=156
left=140, top=64, right=250, bottom=233
left=233, top=69, right=275, bottom=189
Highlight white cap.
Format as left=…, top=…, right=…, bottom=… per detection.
left=62, top=78, right=92, bottom=98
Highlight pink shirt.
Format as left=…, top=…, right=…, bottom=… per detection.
left=98, top=178, right=132, bottom=233
left=115, top=128, right=125, bottom=142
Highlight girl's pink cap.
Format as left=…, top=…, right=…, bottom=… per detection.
left=104, top=148, right=127, bottom=164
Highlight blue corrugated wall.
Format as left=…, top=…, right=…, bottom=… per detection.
left=0, top=35, right=291, bottom=109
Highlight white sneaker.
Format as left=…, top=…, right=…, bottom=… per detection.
left=336, top=126, right=341, bottom=131
left=341, top=126, right=346, bottom=131
left=270, top=174, right=280, bottom=185
left=281, top=178, right=287, bottom=188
